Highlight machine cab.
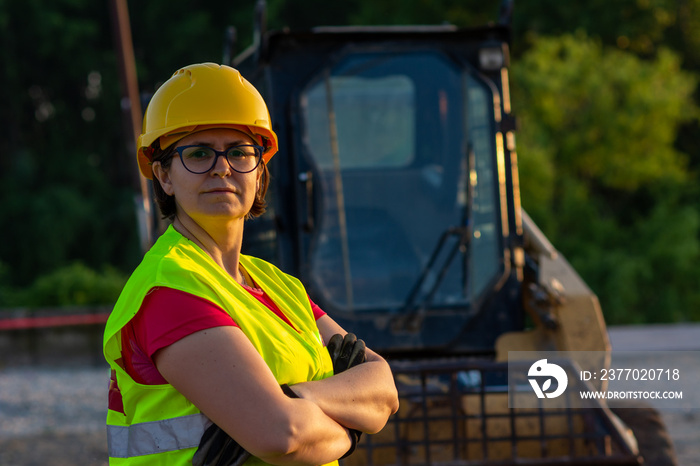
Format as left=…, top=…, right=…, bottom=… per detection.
left=239, top=26, right=524, bottom=356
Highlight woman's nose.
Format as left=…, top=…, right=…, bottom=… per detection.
left=210, top=154, right=232, bottom=177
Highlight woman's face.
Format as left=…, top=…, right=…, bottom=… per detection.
left=152, top=128, right=262, bottom=225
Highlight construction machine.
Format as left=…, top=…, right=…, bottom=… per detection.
left=224, top=1, right=677, bottom=464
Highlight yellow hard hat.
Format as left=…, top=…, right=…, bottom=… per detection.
left=136, top=63, right=278, bottom=179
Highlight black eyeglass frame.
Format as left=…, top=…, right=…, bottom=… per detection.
left=172, top=144, right=265, bottom=174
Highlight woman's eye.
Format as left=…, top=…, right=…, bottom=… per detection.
left=187, top=149, right=211, bottom=159
left=228, top=148, right=250, bottom=158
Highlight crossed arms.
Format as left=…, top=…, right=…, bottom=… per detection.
left=154, top=314, right=399, bottom=465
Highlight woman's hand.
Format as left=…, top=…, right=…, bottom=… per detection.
left=326, top=333, right=366, bottom=374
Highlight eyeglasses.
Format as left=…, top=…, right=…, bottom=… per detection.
left=173, top=144, right=264, bottom=174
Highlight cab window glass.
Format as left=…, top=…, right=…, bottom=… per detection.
left=301, top=50, right=502, bottom=312
left=304, top=75, right=415, bottom=169
left=467, top=76, right=501, bottom=298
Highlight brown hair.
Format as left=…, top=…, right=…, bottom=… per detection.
left=150, top=144, right=270, bottom=221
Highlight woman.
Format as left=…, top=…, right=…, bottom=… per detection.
left=103, top=63, right=399, bottom=465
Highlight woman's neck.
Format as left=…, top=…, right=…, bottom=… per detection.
left=172, top=214, right=246, bottom=284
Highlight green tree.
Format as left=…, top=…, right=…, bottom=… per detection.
left=511, top=0, right=698, bottom=57
left=510, top=0, right=700, bottom=188
left=0, top=0, right=142, bottom=291
left=2, top=0, right=699, bottom=318
left=512, top=33, right=700, bottom=323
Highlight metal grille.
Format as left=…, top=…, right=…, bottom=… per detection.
left=344, top=358, right=640, bottom=466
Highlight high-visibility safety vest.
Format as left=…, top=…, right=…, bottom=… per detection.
left=104, top=226, right=336, bottom=465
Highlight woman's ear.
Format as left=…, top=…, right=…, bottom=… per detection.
left=256, top=165, right=264, bottom=193
left=152, top=161, right=175, bottom=196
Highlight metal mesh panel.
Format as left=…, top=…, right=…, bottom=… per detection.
left=343, top=358, right=640, bottom=466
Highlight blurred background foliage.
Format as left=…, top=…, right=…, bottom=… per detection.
left=1, top=0, right=698, bottom=324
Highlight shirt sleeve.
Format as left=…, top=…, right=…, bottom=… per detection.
left=309, top=295, right=327, bottom=320
left=122, top=287, right=237, bottom=385
left=122, top=287, right=325, bottom=385
left=138, top=287, right=238, bottom=358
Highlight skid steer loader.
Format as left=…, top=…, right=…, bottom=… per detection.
left=230, top=1, right=677, bottom=464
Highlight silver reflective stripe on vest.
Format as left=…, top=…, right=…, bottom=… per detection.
left=107, top=413, right=211, bottom=458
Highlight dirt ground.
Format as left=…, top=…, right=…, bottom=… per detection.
left=0, top=324, right=698, bottom=465
left=0, top=431, right=108, bottom=466
left=657, top=410, right=700, bottom=466
left=0, top=370, right=697, bottom=466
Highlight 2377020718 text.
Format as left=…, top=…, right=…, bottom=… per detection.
left=580, top=368, right=680, bottom=382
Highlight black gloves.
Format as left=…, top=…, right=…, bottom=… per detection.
left=192, top=422, right=251, bottom=466
left=326, top=333, right=366, bottom=459
left=326, top=333, right=366, bottom=374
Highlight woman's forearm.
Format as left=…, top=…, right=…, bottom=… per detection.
left=255, top=396, right=353, bottom=465
left=291, top=352, right=399, bottom=434
left=155, top=326, right=354, bottom=466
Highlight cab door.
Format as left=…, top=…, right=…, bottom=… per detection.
left=291, top=45, right=511, bottom=351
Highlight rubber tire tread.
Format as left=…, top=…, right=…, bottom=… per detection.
left=611, top=401, right=678, bottom=466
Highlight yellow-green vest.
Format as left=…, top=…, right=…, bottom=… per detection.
left=104, top=226, right=336, bottom=465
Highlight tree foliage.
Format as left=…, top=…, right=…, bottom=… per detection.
left=512, top=0, right=700, bottom=62
left=0, top=1, right=698, bottom=322
left=0, top=0, right=140, bottom=298
left=512, top=33, right=700, bottom=323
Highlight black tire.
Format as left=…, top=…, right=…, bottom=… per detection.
left=610, top=402, right=678, bottom=466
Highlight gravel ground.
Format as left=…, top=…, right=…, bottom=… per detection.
left=1, top=365, right=697, bottom=466
left=663, top=410, right=700, bottom=466
left=0, top=365, right=109, bottom=466
left=0, top=324, right=698, bottom=465
left=608, top=324, right=700, bottom=466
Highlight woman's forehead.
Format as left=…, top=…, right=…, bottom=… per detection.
left=177, top=128, right=256, bottom=146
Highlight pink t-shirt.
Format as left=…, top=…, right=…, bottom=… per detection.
left=121, top=286, right=326, bottom=385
